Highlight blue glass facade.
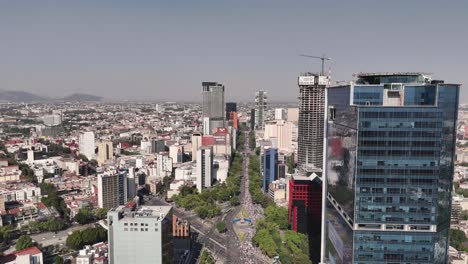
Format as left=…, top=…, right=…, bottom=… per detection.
left=324, top=76, right=459, bottom=264
left=263, top=148, right=278, bottom=193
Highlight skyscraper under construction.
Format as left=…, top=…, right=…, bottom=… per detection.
left=297, top=73, right=329, bottom=169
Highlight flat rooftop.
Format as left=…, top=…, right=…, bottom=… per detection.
left=111, top=205, right=172, bottom=220
left=355, top=72, right=431, bottom=77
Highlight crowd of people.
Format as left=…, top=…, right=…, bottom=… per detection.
left=238, top=155, right=268, bottom=264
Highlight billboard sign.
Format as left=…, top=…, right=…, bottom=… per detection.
left=298, top=76, right=315, bottom=85
left=318, top=76, right=330, bottom=85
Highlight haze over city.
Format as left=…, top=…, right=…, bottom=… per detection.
left=1, top=0, right=467, bottom=102
left=1, top=1, right=468, bottom=264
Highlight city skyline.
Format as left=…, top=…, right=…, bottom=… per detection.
left=0, top=0, right=467, bottom=102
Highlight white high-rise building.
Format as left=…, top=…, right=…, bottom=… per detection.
left=264, top=120, right=296, bottom=153
left=156, top=153, right=173, bottom=178
left=202, top=117, right=210, bottom=135
left=196, top=146, right=213, bottom=193
left=191, top=133, right=202, bottom=161
left=107, top=205, right=173, bottom=264
left=79, top=131, right=96, bottom=160
left=275, top=108, right=285, bottom=120
left=169, top=144, right=183, bottom=164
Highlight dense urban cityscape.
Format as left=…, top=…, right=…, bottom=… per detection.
left=0, top=71, right=465, bottom=264
left=1, top=1, right=467, bottom=264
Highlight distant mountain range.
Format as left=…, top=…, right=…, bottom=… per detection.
left=0, top=90, right=103, bottom=103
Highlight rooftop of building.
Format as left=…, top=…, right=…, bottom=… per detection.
left=110, top=205, right=172, bottom=220
left=1, top=246, right=42, bottom=263
left=354, top=72, right=434, bottom=85
left=292, top=172, right=322, bottom=184
left=355, top=72, right=431, bottom=77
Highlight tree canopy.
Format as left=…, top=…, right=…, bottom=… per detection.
left=16, top=235, right=34, bottom=251
left=199, top=249, right=215, bottom=264
left=66, top=226, right=107, bottom=250
left=450, top=229, right=468, bottom=251
left=173, top=152, right=243, bottom=219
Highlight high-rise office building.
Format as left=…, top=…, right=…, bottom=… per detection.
left=151, top=138, right=165, bottom=154
left=288, top=172, right=322, bottom=263
left=96, top=141, right=113, bottom=165
left=255, top=90, right=267, bottom=130
left=98, top=170, right=127, bottom=209
left=196, top=146, right=213, bottom=192
left=202, top=82, right=225, bottom=135
left=323, top=73, right=459, bottom=264
left=79, top=131, right=96, bottom=160
left=297, top=73, right=329, bottom=169
left=226, top=102, right=237, bottom=119
left=263, top=147, right=278, bottom=193
left=107, top=205, right=173, bottom=264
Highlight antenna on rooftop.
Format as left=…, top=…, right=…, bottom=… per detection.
left=299, top=54, right=332, bottom=75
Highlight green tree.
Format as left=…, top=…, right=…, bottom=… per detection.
left=66, top=226, right=107, bottom=250
left=450, top=229, right=467, bottom=251
left=265, top=205, right=289, bottom=230
left=45, top=218, right=66, bottom=232
left=454, top=181, right=460, bottom=191
left=0, top=225, right=13, bottom=244
left=229, top=196, right=240, bottom=206
left=253, top=229, right=278, bottom=257
left=74, top=208, right=94, bottom=224
left=216, top=221, right=226, bottom=233
left=66, top=231, right=83, bottom=250
left=93, top=208, right=108, bottom=220
left=249, top=131, right=256, bottom=150
left=40, top=183, right=69, bottom=218
left=54, top=256, right=64, bottom=264
left=16, top=235, right=34, bottom=251
left=199, top=249, right=215, bottom=264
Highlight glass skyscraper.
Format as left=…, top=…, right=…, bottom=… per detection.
left=323, top=73, right=459, bottom=264
left=263, top=147, right=278, bottom=193
left=202, top=82, right=225, bottom=135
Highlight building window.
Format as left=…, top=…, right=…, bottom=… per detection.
left=155, top=228, right=158, bottom=232
left=124, top=228, right=128, bottom=231
left=124, top=223, right=128, bottom=226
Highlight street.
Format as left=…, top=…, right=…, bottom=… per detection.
left=147, top=130, right=270, bottom=264
left=3, top=223, right=95, bottom=255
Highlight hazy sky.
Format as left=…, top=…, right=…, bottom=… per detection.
left=1, top=0, right=467, bottom=102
